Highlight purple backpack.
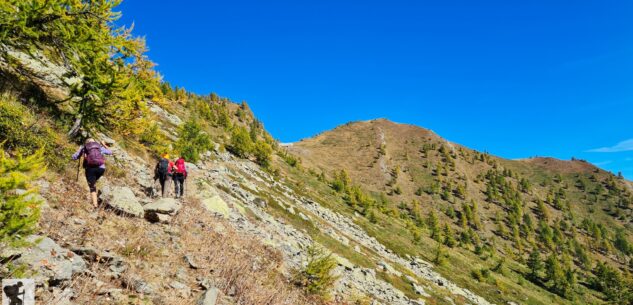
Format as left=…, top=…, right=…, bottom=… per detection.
left=84, top=142, right=105, bottom=167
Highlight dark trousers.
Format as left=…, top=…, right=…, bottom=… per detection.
left=173, top=173, right=185, bottom=197
left=85, top=167, right=105, bottom=193
left=157, top=174, right=171, bottom=197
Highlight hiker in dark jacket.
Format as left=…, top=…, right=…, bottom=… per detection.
left=154, top=153, right=174, bottom=197
left=173, top=156, right=187, bottom=198
left=72, top=138, right=112, bottom=208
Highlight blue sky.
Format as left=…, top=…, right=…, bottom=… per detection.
left=117, top=1, right=633, bottom=178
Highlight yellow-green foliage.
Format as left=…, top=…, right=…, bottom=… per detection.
left=295, top=245, right=339, bottom=296
left=175, top=118, right=212, bottom=163
left=253, top=140, right=273, bottom=168
left=0, top=0, right=163, bottom=136
left=0, top=149, right=45, bottom=247
left=228, top=126, right=253, bottom=158
left=0, top=95, right=69, bottom=169
left=139, top=122, right=171, bottom=157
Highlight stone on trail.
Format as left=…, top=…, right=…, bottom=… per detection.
left=100, top=186, right=144, bottom=217
left=143, top=197, right=181, bottom=214
left=144, top=198, right=180, bottom=222
left=197, top=287, right=219, bottom=305
left=144, top=213, right=173, bottom=224
left=13, top=235, right=87, bottom=286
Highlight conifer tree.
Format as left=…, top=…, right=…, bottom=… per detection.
left=253, top=141, right=273, bottom=168
left=228, top=126, right=253, bottom=158
left=1, top=0, right=162, bottom=136
left=176, top=118, right=212, bottom=163
left=527, top=249, right=542, bottom=280
left=443, top=224, right=457, bottom=248
left=427, top=211, right=441, bottom=242
left=0, top=149, right=45, bottom=247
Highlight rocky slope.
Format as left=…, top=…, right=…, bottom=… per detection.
left=286, top=119, right=633, bottom=305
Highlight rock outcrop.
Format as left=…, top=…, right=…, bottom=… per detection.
left=100, top=185, right=144, bottom=217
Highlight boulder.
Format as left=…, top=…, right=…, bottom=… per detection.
left=197, top=287, right=219, bottom=305
left=145, top=213, right=173, bottom=224
left=100, top=186, right=144, bottom=217
left=201, top=196, right=230, bottom=218
left=143, top=197, right=181, bottom=218
left=14, top=236, right=86, bottom=286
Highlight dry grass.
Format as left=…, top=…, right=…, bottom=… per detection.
left=37, top=174, right=327, bottom=305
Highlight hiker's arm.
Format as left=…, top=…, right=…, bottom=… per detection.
left=99, top=141, right=113, bottom=155
left=71, top=146, right=84, bottom=160
left=100, top=147, right=113, bottom=155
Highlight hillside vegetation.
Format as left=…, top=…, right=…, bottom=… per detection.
left=287, top=119, right=633, bottom=304
left=1, top=1, right=632, bottom=305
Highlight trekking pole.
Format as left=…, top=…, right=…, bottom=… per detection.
left=76, top=155, right=83, bottom=181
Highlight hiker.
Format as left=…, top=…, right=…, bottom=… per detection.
left=173, top=156, right=187, bottom=198
left=72, top=138, right=112, bottom=208
left=154, top=153, right=174, bottom=197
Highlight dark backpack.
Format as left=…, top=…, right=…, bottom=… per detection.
left=84, top=142, right=105, bottom=167
left=157, top=158, right=170, bottom=176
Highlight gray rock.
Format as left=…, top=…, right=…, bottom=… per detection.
left=14, top=236, right=86, bottom=286
left=197, top=287, right=219, bottom=305
left=109, top=259, right=127, bottom=278
left=186, top=162, right=199, bottom=171
left=100, top=186, right=144, bottom=217
left=146, top=212, right=173, bottom=224
left=412, top=283, right=430, bottom=297
left=252, top=197, right=267, bottom=208
left=144, top=198, right=181, bottom=223
left=51, top=287, right=75, bottom=305
left=147, top=102, right=183, bottom=126
left=124, top=276, right=155, bottom=295
left=169, top=281, right=188, bottom=292
left=143, top=198, right=180, bottom=214
left=184, top=255, right=201, bottom=269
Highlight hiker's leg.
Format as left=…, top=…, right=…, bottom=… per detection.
left=174, top=176, right=180, bottom=197
left=85, top=167, right=99, bottom=208
left=166, top=175, right=172, bottom=197
left=176, top=175, right=184, bottom=197
left=159, top=175, right=166, bottom=197
left=91, top=191, right=98, bottom=207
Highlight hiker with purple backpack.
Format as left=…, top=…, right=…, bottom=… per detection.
left=72, top=138, right=112, bottom=208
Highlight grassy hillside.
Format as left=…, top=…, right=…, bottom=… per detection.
left=286, top=119, right=633, bottom=305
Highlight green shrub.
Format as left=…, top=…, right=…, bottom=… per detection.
left=175, top=118, right=212, bottom=163
left=282, top=152, right=300, bottom=167
left=253, top=140, right=273, bottom=168
left=227, top=126, right=253, bottom=158
left=0, top=96, right=68, bottom=169
left=0, top=149, right=45, bottom=247
left=295, top=245, right=339, bottom=296
left=139, top=122, right=171, bottom=157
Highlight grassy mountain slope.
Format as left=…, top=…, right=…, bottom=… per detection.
left=285, top=118, right=633, bottom=305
